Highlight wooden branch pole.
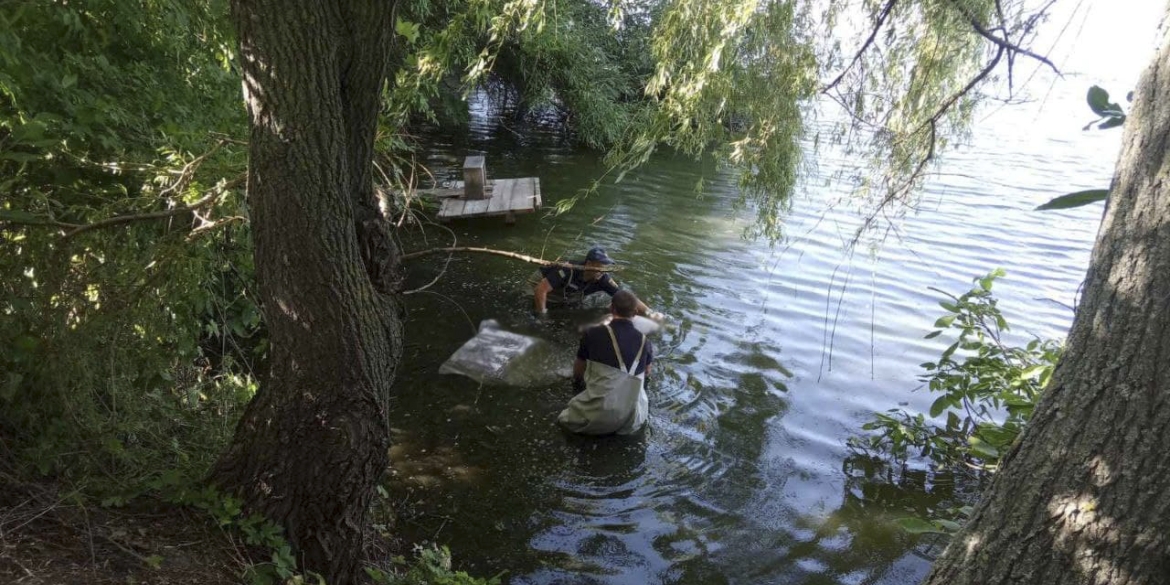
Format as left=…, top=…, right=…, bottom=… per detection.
left=399, top=246, right=620, bottom=272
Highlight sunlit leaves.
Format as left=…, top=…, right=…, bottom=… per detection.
left=852, top=270, right=1063, bottom=474
left=0, top=0, right=254, bottom=487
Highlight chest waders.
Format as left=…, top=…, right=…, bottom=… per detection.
left=558, top=325, right=649, bottom=435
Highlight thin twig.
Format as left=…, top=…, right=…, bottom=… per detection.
left=399, top=246, right=622, bottom=271
left=63, top=174, right=245, bottom=240
left=402, top=221, right=458, bottom=296
left=187, top=216, right=247, bottom=240
left=821, top=0, right=898, bottom=94
left=411, top=290, right=477, bottom=334
left=160, top=141, right=226, bottom=198
left=924, top=46, right=1005, bottom=132
left=951, top=0, right=1060, bottom=76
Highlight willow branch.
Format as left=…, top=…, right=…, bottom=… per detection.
left=922, top=45, right=1005, bottom=133
left=952, top=0, right=1060, bottom=76
left=993, top=0, right=1015, bottom=93
left=821, top=0, right=898, bottom=94
left=62, top=174, right=245, bottom=240
left=399, top=246, right=622, bottom=271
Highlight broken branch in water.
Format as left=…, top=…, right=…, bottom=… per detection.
left=399, top=246, right=621, bottom=272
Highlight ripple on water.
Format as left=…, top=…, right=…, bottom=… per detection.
left=385, top=86, right=1108, bottom=584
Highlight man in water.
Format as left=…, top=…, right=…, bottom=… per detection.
left=558, top=290, right=653, bottom=435
left=530, top=247, right=655, bottom=317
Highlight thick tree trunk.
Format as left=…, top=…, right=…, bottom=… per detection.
left=922, top=34, right=1170, bottom=585
left=211, top=1, right=402, bottom=583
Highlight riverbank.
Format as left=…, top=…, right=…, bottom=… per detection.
left=0, top=472, right=241, bottom=584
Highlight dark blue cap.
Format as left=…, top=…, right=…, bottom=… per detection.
left=584, top=247, right=614, bottom=265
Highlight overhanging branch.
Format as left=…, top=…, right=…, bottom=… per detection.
left=399, top=246, right=622, bottom=272
left=952, top=0, right=1060, bottom=77
left=821, top=0, right=898, bottom=94
left=62, top=175, right=245, bottom=240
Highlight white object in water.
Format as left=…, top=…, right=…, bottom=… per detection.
left=439, top=320, right=568, bottom=386
left=584, top=314, right=666, bottom=336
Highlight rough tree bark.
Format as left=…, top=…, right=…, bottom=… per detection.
left=922, top=32, right=1170, bottom=585
left=211, top=1, right=403, bottom=582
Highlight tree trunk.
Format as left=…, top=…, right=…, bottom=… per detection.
left=211, top=1, right=403, bottom=583
left=923, top=33, right=1170, bottom=585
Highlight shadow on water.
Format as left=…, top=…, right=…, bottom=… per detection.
left=384, top=91, right=1103, bottom=583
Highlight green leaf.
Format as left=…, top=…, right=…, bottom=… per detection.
left=1086, top=86, right=1123, bottom=117
left=924, top=330, right=942, bottom=339
left=0, top=151, right=43, bottom=163
left=933, top=315, right=956, bottom=328
left=929, top=394, right=953, bottom=418
left=1020, top=364, right=1048, bottom=379
left=0, top=209, right=50, bottom=224
left=395, top=18, right=420, bottom=44
left=1097, top=116, right=1125, bottom=130
left=1035, top=189, right=1109, bottom=211
left=946, top=410, right=961, bottom=430
left=978, top=275, right=996, bottom=292
left=939, top=301, right=959, bottom=313
left=935, top=519, right=963, bottom=533
left=967, top=437, right=1000, bottom=460
left=895, top=516, right=948, bottom=535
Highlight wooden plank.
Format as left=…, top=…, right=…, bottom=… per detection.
left=462, top=198, right=491, bottom=215
left=512, top=178, right=534, bottom=213
left=437, top=176, right=541, bottom=220
left=439, top=197, right=466, bottom=218
left=487, top=179, right=514, bottom=215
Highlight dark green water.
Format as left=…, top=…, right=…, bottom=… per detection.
left=384, top=91, right=1111, bottom=584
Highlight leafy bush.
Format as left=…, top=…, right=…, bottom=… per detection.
left=0, top=0, right=255, bottom=495
left=852, top=269, right=1063, bottom=473
left=850, top=270, right=1063, bottom=536
left=367, top=545, right=504, bottom=585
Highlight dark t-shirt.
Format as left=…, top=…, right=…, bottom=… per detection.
left=541, top=264, right=620, bottom=301
left=577, top=319, right=653, bottom=375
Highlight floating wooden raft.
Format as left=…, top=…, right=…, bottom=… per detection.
left=433, top=156, right=542, bottom=224
left=437, top=177, right=541, bottom=223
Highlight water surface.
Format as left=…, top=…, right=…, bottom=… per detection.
left=384, top=82, right=1114, bottom=584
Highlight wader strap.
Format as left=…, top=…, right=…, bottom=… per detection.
left=604, top=324, right=646, bottom=376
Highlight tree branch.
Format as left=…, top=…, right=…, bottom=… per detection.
left=821, top=0, right=898, bottom=94
left=62, top=175, right=245, bottom=240
left=952, top=0, right=1060, bottom=76
left=399, top=246, right=622, bottom=271
left=923, top=45, right=1005, bottom=133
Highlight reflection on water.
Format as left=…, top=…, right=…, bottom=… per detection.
left=385, top=84, right=1109, bottom=583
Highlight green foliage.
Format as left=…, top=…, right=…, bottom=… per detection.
left=852, top=270, right=1063, bottom=472
left=605, top=0, right=818, bottom=240
left=1084, top=85, right=1128, bottom=130
left=1034, top=188, right=1109, bottom=211
left=1036, top=84, right=1129, bottom=211
left=148, top=474, right=316, bottom=585
left=0, top=0, right=256, bottom=496
left=366, top=545, right=504, bottom=585
left=385, top=0, right=651, bottom=148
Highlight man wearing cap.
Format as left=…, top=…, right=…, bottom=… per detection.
left=530, top=247, right=654, bottom=317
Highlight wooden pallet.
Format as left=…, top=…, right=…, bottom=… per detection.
left=437, top=177, right=541, bottom=223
